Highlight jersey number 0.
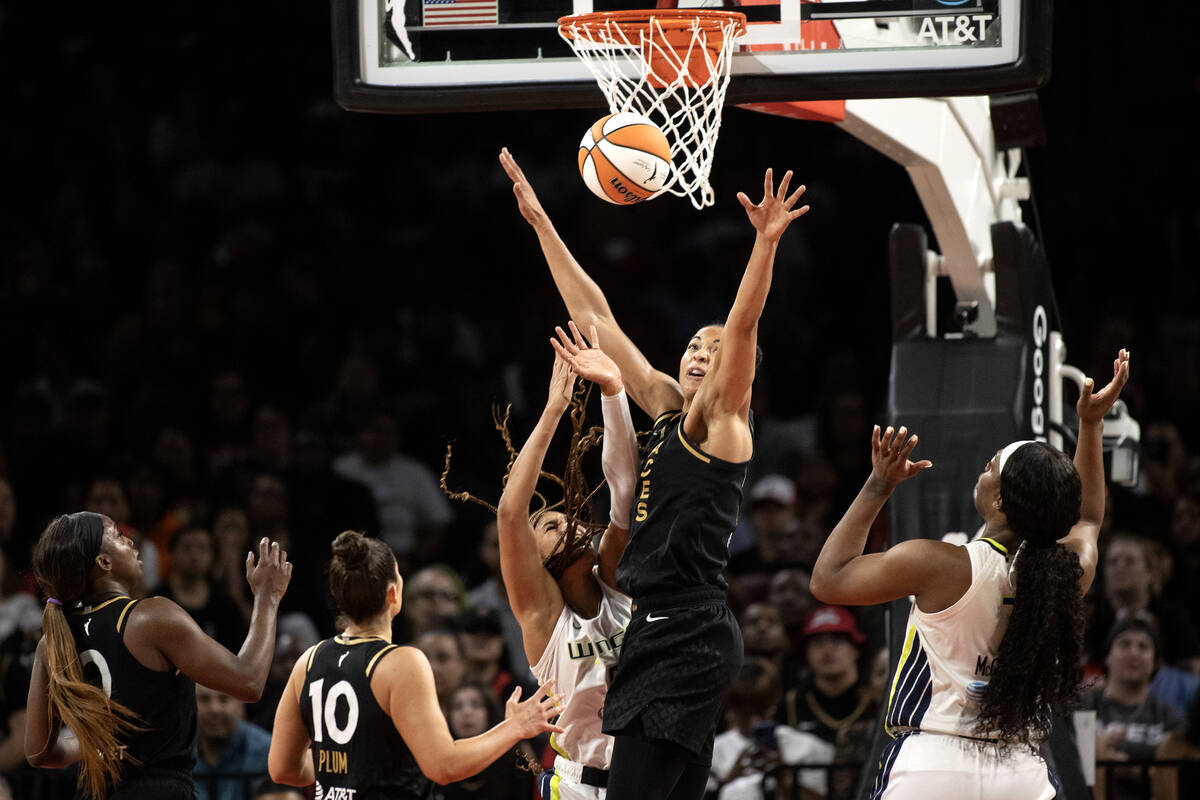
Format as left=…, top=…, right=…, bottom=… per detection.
left=308, top=679, right=360, bottom=745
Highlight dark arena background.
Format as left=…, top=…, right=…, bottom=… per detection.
left=1, top=2, right=1198, bottom=799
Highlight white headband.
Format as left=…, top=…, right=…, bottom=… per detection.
left=998, top=440, right=1037, bottom=476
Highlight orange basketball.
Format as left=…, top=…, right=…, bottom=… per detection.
left=577, top=112, right=672, bottom=205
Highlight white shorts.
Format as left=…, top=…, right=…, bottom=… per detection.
left=538, top=757, right=607, bottom=800
left=871, top=731, right=1056, bottom=800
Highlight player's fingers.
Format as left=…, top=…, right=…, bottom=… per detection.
left=883, top=426, right=895, bottom=452
left=589, top=325, right=600, bottom=350
left=789, top=204, right=811, bottom=221
left=258, top=537, right=270, bottom=561
left=871, top=424, right=881, bottom=452
left=763, top=167, right=773, bottom=197
left=894, top=427, right=908, bottom=456
left=786, top=184, right=807, bottom=207
left=508, top=685, right=523, bottom=703
left=900, top=432, right=919, bottom=458
left=915, top=460, right=933, bottom=470
left=553, top=325, right=577, bottom=354
left=736, top=191, right=754, bottom=211
left=777, top=170, right=793, bottom=200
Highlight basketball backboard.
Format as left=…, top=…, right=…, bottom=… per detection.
left=332, top=0, right=1051, bottom=113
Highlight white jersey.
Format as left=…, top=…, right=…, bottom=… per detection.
left=532, top=566, right=632, bottom=769
left=885, top=538, right=1014, bottom=739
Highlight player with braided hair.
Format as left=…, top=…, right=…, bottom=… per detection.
left=444, top=322, right=638, bottom=799
left=811, top=349, right=1130, bottom=799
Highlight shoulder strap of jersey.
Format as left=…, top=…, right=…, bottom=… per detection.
left=306, top=640, right=326, bottom=673
left=115, top=598, right=140, bottom=633
left=365, top=643, right=400, bottom=679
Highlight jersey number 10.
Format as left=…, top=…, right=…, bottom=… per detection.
left=308, top=679, right=360, bottom=744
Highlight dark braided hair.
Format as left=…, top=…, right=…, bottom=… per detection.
left=441, top=377, right=608, bottom=580
left=975, top=442, right=1085, bottom=750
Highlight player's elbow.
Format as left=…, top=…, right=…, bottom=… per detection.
left=230, top=677, right=264, bottom=704
left=808, top=570, right=844, bottom=605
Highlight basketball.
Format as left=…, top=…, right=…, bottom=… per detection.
left=578, top=112, right=672, bottom=205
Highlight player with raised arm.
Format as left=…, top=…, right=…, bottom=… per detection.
left=268, top=530, right=564, bottom=798
left=25, top=512, right=292, bottom=800
left=809, top=349, right=1130, bottom=798
left=500, top=149, right=809, bottom=800
left=492, top=324, right=637, bottom=799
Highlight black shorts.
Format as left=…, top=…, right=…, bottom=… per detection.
left=107, top=767, right=195, bottom=800
left=602, top=586, right=743, bottom=762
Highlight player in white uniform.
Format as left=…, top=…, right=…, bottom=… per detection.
left=809, top=349, right=1130, bottom=799
left=494, top=323, right=636, bottom=800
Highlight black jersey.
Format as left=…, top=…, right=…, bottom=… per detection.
left=301, top=635, right=431, bottom=800
left=65, top=595, right=197, bottom=775
left=615, top=410, right=751, bottom=598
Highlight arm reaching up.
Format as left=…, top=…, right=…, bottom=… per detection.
left=494, top=355, right=574, bottom=664
left=809, top=425, right=966, bottom=611
left=551, top=322, right=637, bottom=589
left=688, top=168, right=809, bottom=462
left=500, top=148, right=683, bottom=418
left=1063, top=348, right=1130, bottom=593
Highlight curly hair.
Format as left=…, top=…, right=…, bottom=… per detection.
left=441, top=377, right=607, bottom=580
left=975, top=442, right=1085, bottom=750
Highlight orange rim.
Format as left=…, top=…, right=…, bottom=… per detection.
left=558, top=9, right=747, bottom=40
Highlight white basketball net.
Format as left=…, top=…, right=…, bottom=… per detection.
left=559, top=12, right=745, bottom=210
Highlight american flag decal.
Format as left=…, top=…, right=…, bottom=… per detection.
left=422, top=0, right=498, bottom=27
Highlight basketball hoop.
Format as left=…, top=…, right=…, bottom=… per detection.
left=559, top=10, right=747, bottom=210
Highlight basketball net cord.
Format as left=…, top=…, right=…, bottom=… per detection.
left=560, top=15, right=743, bottom=210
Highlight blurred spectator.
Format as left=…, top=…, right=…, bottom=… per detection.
left=768, top=567, right=817, bottom=644
left=729, top=475, right=823, bottom=598
left=1082, top=617, right=1184, bottom=800
left=464, top=521, right=530, bottom=679
left=315, top=353, right=385, bottom=456
left=740, top=601, right=805, bottom=713
left=710, top=657, right=832, bottom=800
left=194, top=684, right=272, bottom=800
left=85, top=476, right=161, bottom=592
left=416, top=627, right=467, bottom=713
left=780, top=606, right=874, bottom=746
left=0, top=480, right=14, bottom=548
left=251, top=404, right=292, bottom=473
left=401, top=564, right=467, bottom=642
left=0, top=546, right=39, bottom=775
left=153, top=525, right=248, bottom=652
left=1154, top=691, right=1200, bottom=800
left=248, top=612, right=321, bottom=731
left=212, top=506, right=253, bottom=623
left=286, top=425, right=379, bottom=548
left=207, top=370, right=252, bottom=475
left=452, top=606, right=523, bottom=701
left=433, top=682, right=534, bottom=800
left=830, top=647, right=889, bottom=800
left=332, top=411, right=453, bottom=569
left=1087, top=534, right=1200, bottom=673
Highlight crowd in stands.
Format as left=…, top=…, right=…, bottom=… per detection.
left=2, top=3, right=1200, bottom=800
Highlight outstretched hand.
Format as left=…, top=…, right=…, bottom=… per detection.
left=550, top=321, right=623, bottom=396
left=499, top=148, right=549, bottom=229
left=504, top=680, right=566, bottom=739
left=870, top=425, right=931, bottom=491
left=737, top=168, right=810, bottom=242
left=1077, top=348, right=1130, bottom=424
left=547, top=352, right=576, bottom=413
